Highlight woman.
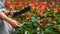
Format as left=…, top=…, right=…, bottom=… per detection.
left=0, top=0, right=22, bottom=34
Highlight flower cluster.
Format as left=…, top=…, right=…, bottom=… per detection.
left=5, top=0, right=60, bottom=34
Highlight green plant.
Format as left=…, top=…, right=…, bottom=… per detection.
left=5, top=0, right=60, bottom=34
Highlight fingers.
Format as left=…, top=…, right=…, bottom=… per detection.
left=10, top=10, right=20, bottom=15
left=17, top=24, right=22, bottom=28
left=13, top=19, right=22, bottom=28
left=13, top=23, right=22, bottom=29
left=15, top=23, right=22, bottom=29
left=17, top=23, right=22, bottom=28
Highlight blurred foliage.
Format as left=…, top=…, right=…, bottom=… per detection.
left=5, top=0, right=60, bottom=34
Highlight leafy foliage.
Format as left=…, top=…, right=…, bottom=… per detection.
left=5, top=0, right=60, bottom=34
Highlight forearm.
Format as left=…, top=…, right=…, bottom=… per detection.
left=0, top=12, right=19, bottom=28
left=4, top=9, right=10, bottom=16
left=4, top=9, right=19, bottom=16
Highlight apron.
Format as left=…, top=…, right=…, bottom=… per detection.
left=0, top=0, right=14, bottom=34
left=0, top=19, right=14, bottom=34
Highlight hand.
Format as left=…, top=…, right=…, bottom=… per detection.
left=4, top=8, right=10, bottom=16
left=0, top=11, right=22, bottom=29
left=10, top=10, right=19, bottom=15
left=12, top=19, right=22, bottom=29
left=4, top=8, right=19, bottom=15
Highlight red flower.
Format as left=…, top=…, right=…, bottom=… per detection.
left=7, top=1, right=11, bottom=5
left=22, top=5, right=27, bottom=9
left=30, top=12, right=34, bottom=15
left=58, top=7, right=60, bottom=10
left=37, top=9, right=45, bottom=15
left=6, top=0, right=10, bottom=1
left=30, top=2, right=36, bottom=9
left=9, top=4, right=15, bottom=9
left=41, top=5, right=48, bottom=10
left=37, top=10, right=40, bottom=14
left=19, top=2, right=23, bottom=6
left=22, top=20, right=25, bottom=22
left=56, top=5, right=60, bottom=10
left=15, top=2, right=20, bottom=5
left=50, top=20, right=55, bottom=24
left=40, top=9, right=45, bottom=14
left=53, top=8, right=57, bottom=12
left=17, top=0, right=20, bottom=1
left=37, top=2, right=44, bottom=8
left=26, top=14, right=30, bottom=19
left=6, top=0, right=10, bottom=2
left=55, top=5, right=60, bottom=11
left=26, top=14, right=30, bottom=17
left=7, top=1, right=14, bottom=5
left=48, top=3, right=54, bottom=8
left=22, top=0, right=25, bottom=2
left=56, top=5, right=59, bottom=9
left=28, top=0, right=31, bottom=3
left=22, top=0, right=26, bottom=4
left=37, top=2, right=48, bottom=9
left=34, top=0, right=38, bottom=3
left=40, top=23, right=45, bottom=28
left=14, top=5, right=19, bottom=9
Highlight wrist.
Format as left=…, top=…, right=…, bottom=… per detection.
left=8, top=11, right=13, bottom=15
left=9, top=11, right=11, bottom=15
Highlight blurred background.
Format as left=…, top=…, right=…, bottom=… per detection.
left=5, top=0, right=60, bottom=34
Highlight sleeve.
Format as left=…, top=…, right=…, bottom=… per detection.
left=0, top=8, right=5, bottom=12
left=0, top=0, right=5, bottom=12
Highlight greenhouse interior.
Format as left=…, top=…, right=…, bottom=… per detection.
left=0, top=0, right=60, bottom=34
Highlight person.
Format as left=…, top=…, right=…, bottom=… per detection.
left=0, top=0, right=22, bottom=34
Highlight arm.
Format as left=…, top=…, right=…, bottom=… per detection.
left=0, top=12, right=22, bottom=28
left=4, top=9, right=19, bottom=16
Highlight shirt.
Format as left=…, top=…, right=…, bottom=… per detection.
left=0, top=0, right=5, bottom=26
left=0, top=0, right=5, bottom=12
left=0, top=0, right=13, bottom=34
